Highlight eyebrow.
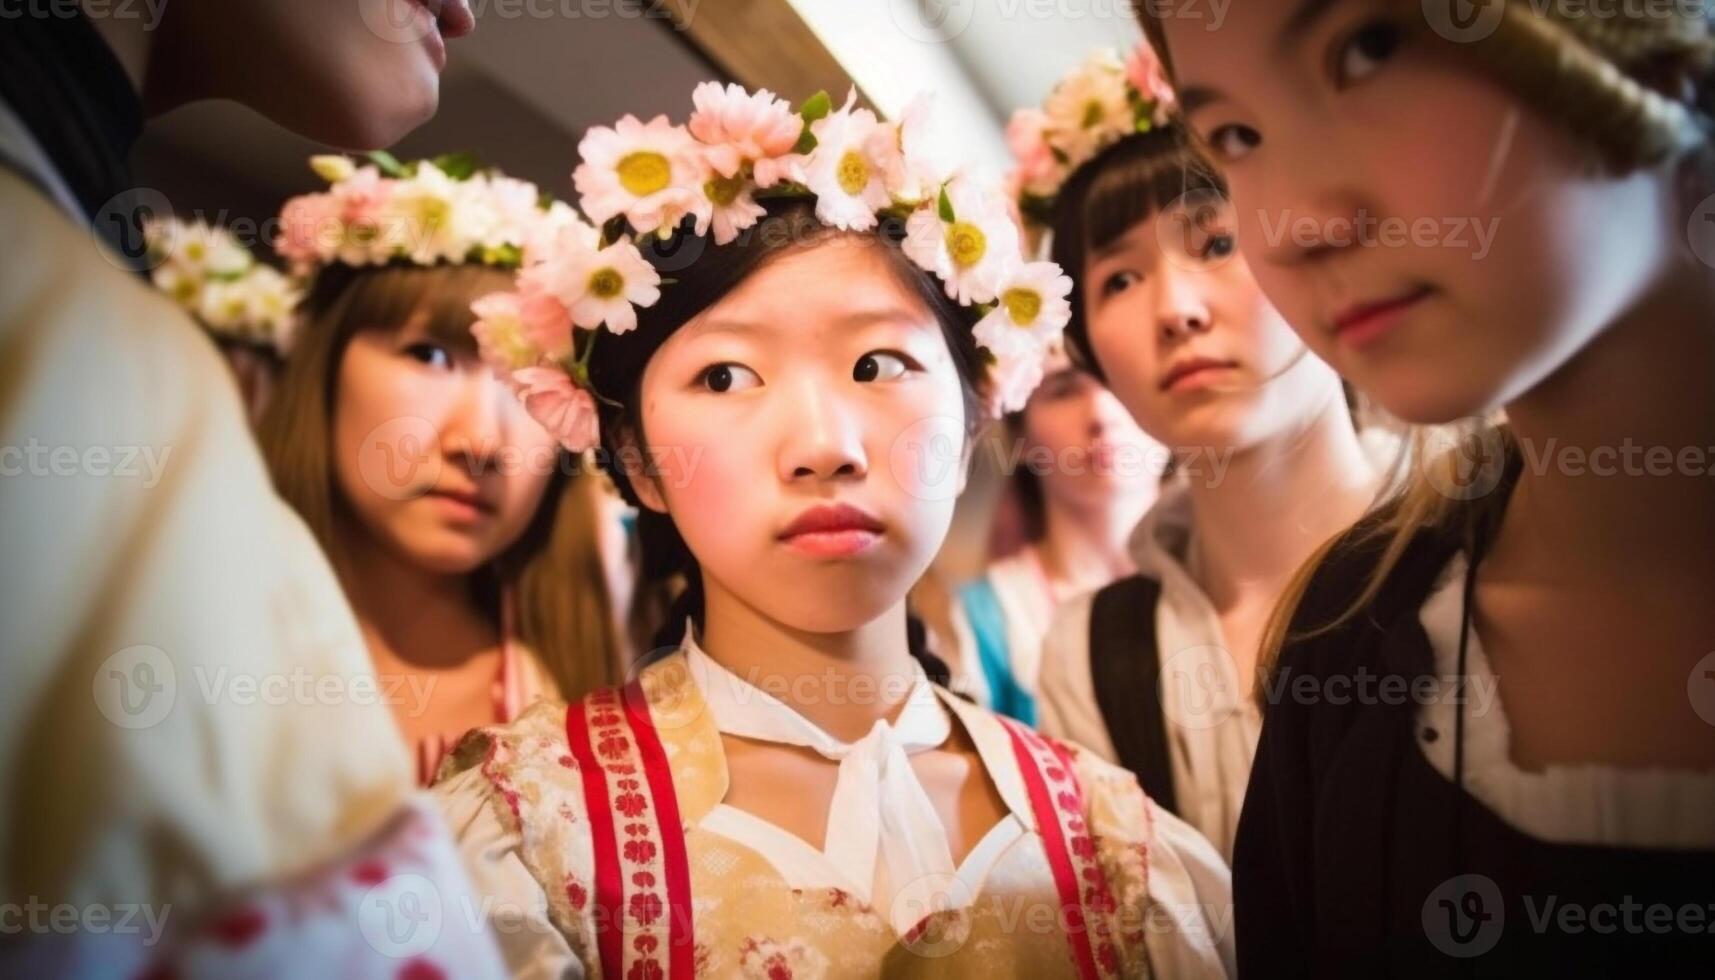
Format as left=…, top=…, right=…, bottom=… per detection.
left=1174, top=0, right=1341, bottom=116
left=686, top=306, right=931, bottom=338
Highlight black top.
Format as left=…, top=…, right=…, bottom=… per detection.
left=0, top=7, right=145, bottom=262
left=1233, top=484, right=1715, bottom=976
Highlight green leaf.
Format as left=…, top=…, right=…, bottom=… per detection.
left=791, top=129, right=819, bottom=155
left=365, top=150, right=409, bottom=178
left=797, top=90, right=832, bottom=123
left=431, top=151, right=481, bottom=181
left=937, top=185, right=956, bottom=224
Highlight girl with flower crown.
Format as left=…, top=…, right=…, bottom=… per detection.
left=434, top=82, right=1235, bottom=978
left=1015, top=47, right=1388, bottom=865
left=261, top=155, right=631, bottom=786
left=1145, top=3, right=1715, bottom=973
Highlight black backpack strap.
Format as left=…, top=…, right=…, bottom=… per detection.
left=1088, top=573, right=1177, bottom=815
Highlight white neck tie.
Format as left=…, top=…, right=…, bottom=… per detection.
left=689, top=645, right=959, bottom=934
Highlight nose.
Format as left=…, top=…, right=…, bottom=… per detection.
left=1150, top=264, right=1214, bottom=343
left=442, top=368, right=509, bottom=475
left=777, top=374, right=868, bottom=484
left=1242, top=137, right=1371, bottom=272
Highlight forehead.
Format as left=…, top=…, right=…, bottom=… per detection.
left=677, top=238, right=938, bottom=343
left=1159, top=0, right=1340, bottom=105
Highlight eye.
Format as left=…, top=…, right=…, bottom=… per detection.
left=1332, top=19, right=1402, bottom=88
left=697, top=362, right=762, bottom=393
left=405, top=342, right=453, bottom=370
left=854, top=351, right=912, bottom=383
left=1205, top=124, right=1260, bottom=163
left=1101, top=270, right=1141, bottom=298
left=1198, top=233, right=1236, bottom=261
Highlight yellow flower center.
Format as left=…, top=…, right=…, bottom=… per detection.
left=837, top=150, right=870, bottom=196
left=617, top=151, right=672, bottom=197
left=416, top=197, right=451, bottom=235
left=1002, top=287, right=1042, bottom=326
left=945, top=221, right=987, bottom=269
left=703, top=174, right=745, bottom=206
left=172, top=279, right=199, bottom=304
left=1081, top=100, right=1105, bottom=129
left=185, top=241, right=206, bottom=262
left=588, top=267, right=625, bottom=299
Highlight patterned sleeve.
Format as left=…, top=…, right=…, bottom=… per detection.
left=434, top=702, right=600, bottom=978
left=1072, top=743, right=1235, bottom=979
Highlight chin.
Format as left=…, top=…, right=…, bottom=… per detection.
left=395, top=536, right=488, bottom=576
left=262, top=68, right=439, bottom=150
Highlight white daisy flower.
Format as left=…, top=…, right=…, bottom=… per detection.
left=802, top=92, right=898, bottom=232
left=1041, top=49, right=1133, bottom=166
left=526, top=238, right=661, bottom=335
left=973, top=261, right=1073, bottom=359
left=985, top=347, right=1048, bottom=416
left=387, top=161, right=469, bottom=265
left=689, top=151, right=767, bottom=245
left=573, top=114, right=701, bottom=236
left=902, top=176, right=1021, bottom=306
left=889, top=92, right=961, bottom=204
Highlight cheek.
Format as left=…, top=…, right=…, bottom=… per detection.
left=1086, top=300, right=1161, bottom=417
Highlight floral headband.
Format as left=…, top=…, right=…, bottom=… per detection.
left=274, top=152, right=584, bottom=277
left=469, top=82, right=1075, bottom=454
left=146, top=218, right=302, bottom=351
left=1006, top=42, right=1177, bottom=231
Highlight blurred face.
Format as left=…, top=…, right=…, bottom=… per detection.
left=1082, top=195, right=1345, bottom=453
left=625, top=241, right=971, bottom=634
left=333, top=312, right=559, bottom=576
left=1160, top=3, right=1683, bottom=424
left=1017, top=366, right=1163, bottom=511
left=163, top=0, right=475, bottom=148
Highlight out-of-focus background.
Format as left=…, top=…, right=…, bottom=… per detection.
left=134, top=0, right=1141, bottom=577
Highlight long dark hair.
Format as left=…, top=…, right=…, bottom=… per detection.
left=585, top=200, right=987, bottom=685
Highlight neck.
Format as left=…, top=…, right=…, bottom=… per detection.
left=335, top=519, right=496, bottom=671
left=1035, top=483, right=1152, bottom=590
left=1184, top=399, right=1381, bottom=611
left=81, top=4, right=150, bottom=99
left=1491, top=262, right=1715, bottom=585
left=699, top=575, right=921, bottom=743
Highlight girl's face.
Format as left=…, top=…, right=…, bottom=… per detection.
left=1018, top=366, right=1163, bottom=510
left=1160, top=3, right=1685, bottom=424
left=1083, top=195, right=1346, bottom=453
left=333, top=314, right=559, bottom=575
left=627, top=241, right=971, bottom=634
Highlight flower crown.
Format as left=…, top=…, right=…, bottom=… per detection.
left=274, top=152, right=583, bottom=277
left=469, top=82, right=1075, bottom=454
left=146, top=217, right=302, bottom=351
left=1006, top=42, right=1177, bottom=231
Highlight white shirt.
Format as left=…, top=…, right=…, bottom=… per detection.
left=1036, top=486, right=1262, bottom=862
left=1417, top=552, right=1715, bottom=849
left=438, top=625, right=1239, bottom=978
left=946, top=544, right=1063, bottom=708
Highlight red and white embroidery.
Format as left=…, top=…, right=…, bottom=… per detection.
left=999, top=716, right=1122, bottom=980
left=567, top=682, right=695, bottom=980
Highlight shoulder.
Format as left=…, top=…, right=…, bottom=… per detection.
left=436, top=697, right=581, bottom=827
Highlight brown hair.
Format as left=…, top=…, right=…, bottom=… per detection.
left=258, top=262, right=623, bottom=702
left=1139, top=2, right=1715, bottom=686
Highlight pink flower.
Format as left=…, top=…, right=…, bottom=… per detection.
left=574, top=114, right=701, bottom=235
left=687, top=81, right=803, bottom=180
left=522, top=238, right=660, bottom=335
left=1004, top=108, right=1062, bottom=198
left=1125, top=40, right=1176, bottom=119
left=276, top=193, right=340, bottom=272
left=511, top=366, right=599, bottom=452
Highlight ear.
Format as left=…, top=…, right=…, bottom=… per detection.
left=614, top=423, right=670, bottom=515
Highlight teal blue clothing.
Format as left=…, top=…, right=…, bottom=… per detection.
left=956, top=576, right=1038, bottom=726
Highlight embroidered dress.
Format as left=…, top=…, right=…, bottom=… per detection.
left=436, top=626, right=1233, bottom=978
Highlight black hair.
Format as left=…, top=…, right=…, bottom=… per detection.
left=1047, top=122, right=1227, bottom=384
left=587, top=199, right=986, bottom=685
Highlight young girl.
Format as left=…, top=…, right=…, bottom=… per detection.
left=262, top=156, right=626, bottom=785
left=948, top=347, right=1164, bottom=724
left=1018, top=48, right=1385, bottom=863
left=436, top=83, right=1235, bottom=977
left=1146, top=4, right=1715, bottom=973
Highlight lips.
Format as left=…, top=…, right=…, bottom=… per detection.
left=779, top=503, right=885, bottom=540
left=1329, top=285, right=1433, bottom=347
left=426, top=485, right=496, bottom=515
left=410, top=0, right=475, bottom=39
left=1158, top=356, right=1239, bottom=392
